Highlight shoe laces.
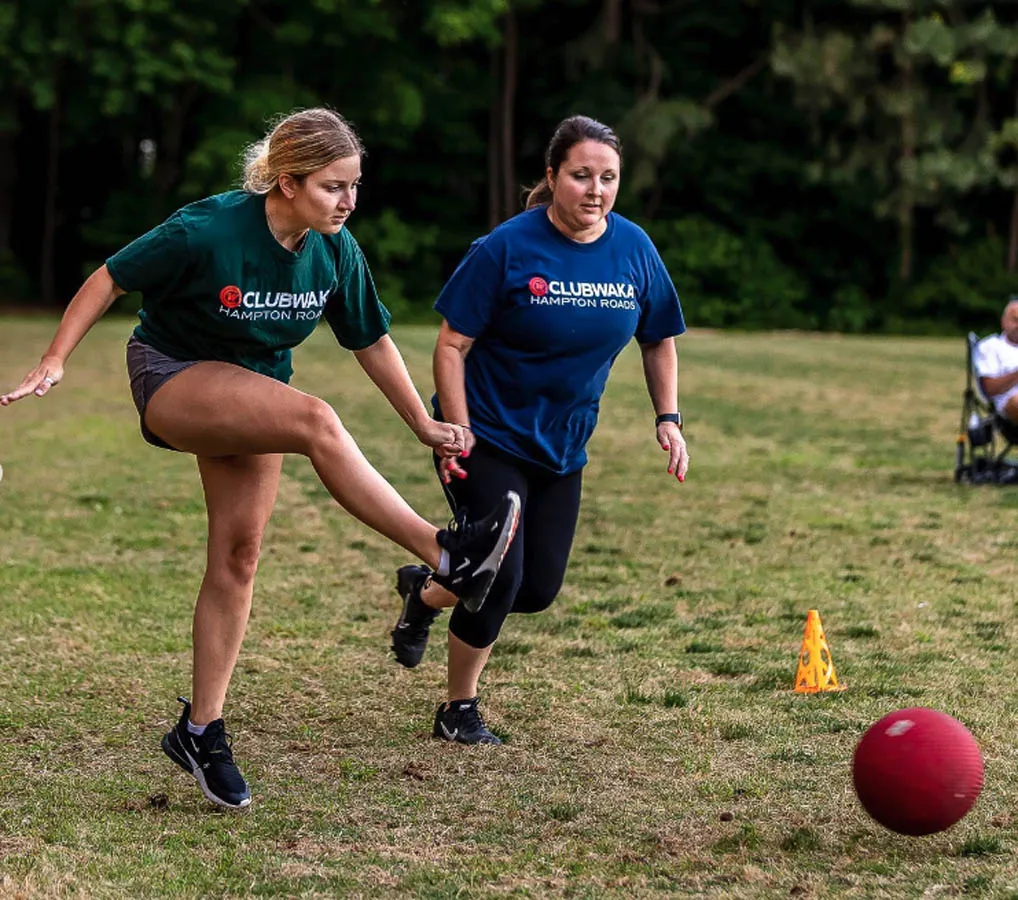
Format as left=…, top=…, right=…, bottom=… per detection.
left=455, top=698, right=486, bottom=730
left=442, top=507, right=487, bottom=551
left=445, top=507, right=469, bottom=535
left=201, top=720, right=237, bottom=764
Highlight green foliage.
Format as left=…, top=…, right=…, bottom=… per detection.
left=826, top=285, right=876, bottom=334
left=644, top=217, right=813, bottom=329
left=0, top=251, right=32, bottom=302
left=902, top=234, right=1018, bottom=332
left=178, top=81, right=322, bottom=199
left=772, top=1, right=1018, bottom=290
left=352, top=209, right=442, bottom=316
left=618, top=99, right=714, bottom=197
left=0, top=0, right=1017, bottom=332
left=179, top=127, right=260, bottom=198
left=424, top=0, right=509, bottom=47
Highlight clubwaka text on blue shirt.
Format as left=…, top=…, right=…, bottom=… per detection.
left=531, top=280, right=638, bottom=310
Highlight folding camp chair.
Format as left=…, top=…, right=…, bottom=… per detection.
left=955, top=332, right=1018, bottom=484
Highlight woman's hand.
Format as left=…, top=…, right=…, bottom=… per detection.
left=414, top=418, right=467, bottom=459
left=1, top=356, right=65, bottom=406
left=438, top=429, right=476, bottom=484
left=656, top=421, right=689, bottom=482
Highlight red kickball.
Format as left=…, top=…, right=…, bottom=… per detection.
left=852, top=707, right=984, bottom=836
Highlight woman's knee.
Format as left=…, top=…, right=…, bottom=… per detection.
left=297, top=397, right=348, bottom=453
left=448, top=568, right=520, bottom=647
left=208, top=533, right=263, bottom=587
left=448, top=609, right=503, bottom=649
left=511, top=583, right=561, bottom=615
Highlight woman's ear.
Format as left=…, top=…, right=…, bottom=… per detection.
left=277, top=173, right=298, bottom=199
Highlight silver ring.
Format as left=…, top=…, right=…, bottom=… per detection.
left=42, top=376, right=54, bottom=386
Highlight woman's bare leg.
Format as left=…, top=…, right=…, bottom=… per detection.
left=421, top=581, right=457, bottom=609
left=447, top=635, right=493, bottom=701
left=145, top=362, right=443, bottom=568
left=189, top=453, right=282, bottom=725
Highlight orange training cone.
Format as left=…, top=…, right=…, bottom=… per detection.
left=794, top=609, right=845, bottom=693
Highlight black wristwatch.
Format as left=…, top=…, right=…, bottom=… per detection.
left=655, top=412, right=682, bottom=428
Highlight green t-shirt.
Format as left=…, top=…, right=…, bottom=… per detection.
left=106, top=190, right=391, bottom=382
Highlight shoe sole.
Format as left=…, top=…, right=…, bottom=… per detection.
left=461, top=491, right=521, bottom=614
left=391, top=567, right=433, bottom=669
left=161, top=730, right=252, bottom=810
left=432, top=721, right=503, bottom=745
left=432, top=731, right=503, bottom=746
left=391, top=618, right=425, bottom=668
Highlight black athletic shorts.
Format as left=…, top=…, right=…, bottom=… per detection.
left=125, top=336, right=200, bottom=450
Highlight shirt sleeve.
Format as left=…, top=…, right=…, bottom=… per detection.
left=105, top=212, right=192, bottom=294
left=433, top=238, right=503, bottom=338
left=973, top=341, right=992, bottom=377
left=635, top=242, right=686, bottom=343
left=973, top=338, right=1006, bottom=378
left=323, top=230, right=391, bottom=351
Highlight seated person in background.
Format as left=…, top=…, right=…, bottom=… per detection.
left=975, top=297, right=1018, bottom=423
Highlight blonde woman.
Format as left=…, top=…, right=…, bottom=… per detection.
left=1, top=108, right=520, bottom=808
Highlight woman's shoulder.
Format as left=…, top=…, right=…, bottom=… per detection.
left=486, top=206, right=547, bottom=241
left=172, top=191, right=254, bottom=232
left=607, top=213, right=666, bottom=261
left=180, top=189, right=251, bottom=214
left=320, top=226, right=366, bottom=271
left=608, top=211, right=652, bottom=241
left=321, top=224, right=361, bottom=251
left=467, top=207, right=548, bottom=260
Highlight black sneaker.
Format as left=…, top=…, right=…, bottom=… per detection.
left=161, top=697, right=251, bottom=809
left=391, top=565, right=441, bottom=668
left=434, top=490, right=521, bottom=613
left=432, top=697, right=502, bottom=745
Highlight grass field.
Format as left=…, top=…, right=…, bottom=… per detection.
left=1, top=317, right=1017, bottom=899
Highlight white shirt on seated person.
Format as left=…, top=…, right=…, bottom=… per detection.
left=975, top=303, right=1018, bottom=417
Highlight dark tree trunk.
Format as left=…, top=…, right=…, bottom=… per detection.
left=155, top=84, right=198, bottom=196
left=1010, top=86, right=1018, bottom=273
left=603, top=0, right=621, bottom=44
left=488, top=48, right=502, bottom=230
left=41, top=76, right=61, bottom=305
left=897, top=11, right=915, bottom=283
left=0, top=126, right=16, bottom=257
left=499, top=6, right=518, bottom=220
left=1008, top=189, right=1018, bottom=273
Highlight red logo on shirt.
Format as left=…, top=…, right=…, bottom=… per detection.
left=219, top=285, right=242, bottom=309
left=529, top=277, right=549, bottom=297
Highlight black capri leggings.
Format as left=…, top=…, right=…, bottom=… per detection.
left=436, top=438, right=582, bottom=649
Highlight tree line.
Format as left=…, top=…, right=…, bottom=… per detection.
left=1, top=0, right=1016, bottom=333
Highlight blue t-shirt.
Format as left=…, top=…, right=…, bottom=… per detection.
left=435, top=206, right=685, bottom=475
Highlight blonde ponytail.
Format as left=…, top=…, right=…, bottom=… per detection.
left=241, top=138, right=274, bottom=194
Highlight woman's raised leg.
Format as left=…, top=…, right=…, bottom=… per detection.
left=145, top=362, right=444, bottom=566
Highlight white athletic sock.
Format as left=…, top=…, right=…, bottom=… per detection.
left=436, top=549, right=451, bottom=576
left=186, top=719, right=207, bottom=736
